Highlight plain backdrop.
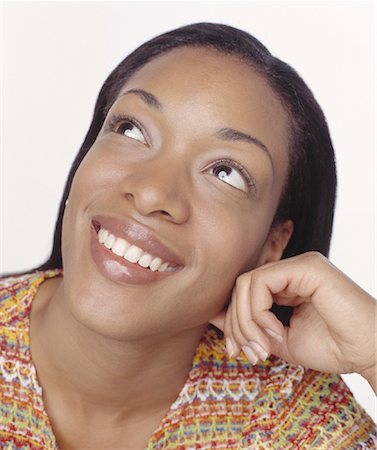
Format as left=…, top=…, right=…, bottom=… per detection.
left=1, top=1, right=376, bottom=421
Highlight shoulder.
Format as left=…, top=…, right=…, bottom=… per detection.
left=242, top=357, right=377, bottom=448
left=199, top=327, right=377, bottom=448
left=0, top=272, right=40, bottom=325
left=0, top=271, right=45, bottom=362
left=0, top=270, right=62, bottom=325
left=0, top=270, right=61, bottom=449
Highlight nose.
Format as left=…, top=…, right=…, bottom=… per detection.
left=121, top=155, right=191, bottom=224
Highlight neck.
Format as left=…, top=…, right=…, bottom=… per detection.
left=30, top=278, right=206, bottom=419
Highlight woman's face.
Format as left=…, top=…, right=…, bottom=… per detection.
left=62, top=47, right=291, bottom=340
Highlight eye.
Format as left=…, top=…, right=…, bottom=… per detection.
left=209, top=160, right=254, bottom=192
left=116, top=120, right=146, bottom=143
left=108, top=115, right=147, bottom=144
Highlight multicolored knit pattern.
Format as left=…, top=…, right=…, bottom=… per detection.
left=1, top=271, right=376, bottom=449
left=0, top=271, right=59, bottom=449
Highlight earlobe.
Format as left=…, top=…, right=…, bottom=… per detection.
left=258, top=220, right=293, bottom=265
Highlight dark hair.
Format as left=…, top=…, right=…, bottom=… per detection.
left=18, top=23, right=338, bottom=324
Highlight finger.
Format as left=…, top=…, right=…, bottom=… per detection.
left=230, top=287, right=249, bottom=355
left=236, top=272, right=278, bottom=333
left=246, top=271, right=287, bottom=339
left=273, top=293, right=312, bottom=307
left=224, top=292, right=237, bottom=358
left=265, top=324, right=291, bottom=362
left=233, top=274, right=272, bottom=361
left=250, top=254, right=322, bottom=302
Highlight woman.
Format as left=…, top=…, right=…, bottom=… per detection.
left=1, top=23, right=376, bottom=449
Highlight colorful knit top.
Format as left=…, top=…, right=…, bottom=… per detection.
left=0, top=271, right=376, bottom=449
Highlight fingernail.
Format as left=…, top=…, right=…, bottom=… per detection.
left=242, top=345, right=259, bottom=365
left=226, top=337, right=234, bottom=358
left=264, top=328, right=283, bottom=343
left=248, top=340, right=269, bottom=360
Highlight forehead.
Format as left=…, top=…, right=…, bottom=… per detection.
left=121, top=47, right=288, bottom=119
left=116, top=46, right=290, bottom=176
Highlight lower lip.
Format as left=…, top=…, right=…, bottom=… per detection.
left=90, top=224, right=179, bottom=285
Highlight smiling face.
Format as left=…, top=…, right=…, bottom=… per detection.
left=61, top=47, right=292, bottom=341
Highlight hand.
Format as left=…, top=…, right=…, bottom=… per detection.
left=210, top=252, right=377, bottom=392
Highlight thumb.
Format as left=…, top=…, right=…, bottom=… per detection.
left=208, top=308, right=227, bottom=332
left=266, top=325, right=296, bottom=364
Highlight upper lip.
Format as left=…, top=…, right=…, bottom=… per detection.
left=92, top=214, right=185, bottom=267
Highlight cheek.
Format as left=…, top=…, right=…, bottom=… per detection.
left=183, top=212, right=268, bottom=314
left=61, top=147, right=118, bottom=265
left=195, top=202, right=269, bottom=270
left=71, top=146, right=123, bottom=198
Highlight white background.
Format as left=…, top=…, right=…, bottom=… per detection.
left=1, top=1, right=376, bottom=420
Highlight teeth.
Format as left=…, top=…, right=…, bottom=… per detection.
left=158, top=262, right=169, bottom=272
left=150, top=257, right=162, bottom=272
left=104, top=234, right=115, bottom=249
left=112, top=237, right=129, bottom=257
left=97, top=227, right=177, bottom=272
left=138, top=254, right=153, bottom=268
left=124, top=245, right=143, bottom=263
left=98, top=228, right=109, bottom=244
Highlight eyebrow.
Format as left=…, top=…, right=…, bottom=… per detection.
left=121, top=88, right=162, bottom=110
left=216, top=127, right=273, bottom=166
left=120, top=88, right=272, bottom=166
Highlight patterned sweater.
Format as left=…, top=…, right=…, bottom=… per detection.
left=0, top=271, right=376, bottom=449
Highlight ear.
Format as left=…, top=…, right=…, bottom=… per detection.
left=257, top=219, right=294, bottom=266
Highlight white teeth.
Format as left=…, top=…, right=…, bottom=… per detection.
left=112, top=237, right=129, bottom=257
left=150, top=257, right=162, bottom=272
left=98, top=228, right=109, bottom=244
left=158, top=262, right=169, bottom=272
left=104, top=234, right=115, bottom=249
left=124, top=245, right=143, bottom=263
left=97, top=227, right=177, bottom=273
left=98, top=229, right=105, bottom=243
left=138, top=253, right=153, bottom=268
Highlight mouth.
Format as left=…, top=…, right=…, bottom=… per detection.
left=92, top=220, right=181, bottom=273
left=90, top=216, right=184, bottom=285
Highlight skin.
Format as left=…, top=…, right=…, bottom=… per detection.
left=211, top=252, right=377, bottom=394
left=30, top=47, right=293, bottom=449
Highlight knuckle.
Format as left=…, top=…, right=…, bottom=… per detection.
left=236, top=272, right=250, bottom=286
left=307, top=251, right=332, bottom=272
left=306, top=251, right=326, bottom=263
left=248, top=268, right=262, bottom=285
